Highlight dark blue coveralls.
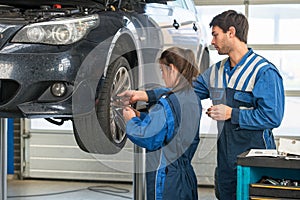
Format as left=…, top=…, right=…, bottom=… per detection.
left=193, top=48, right=285, bottom=199
left=150, top=49, right=285, bottom=199
left=126, top=89, right=201, bottom=200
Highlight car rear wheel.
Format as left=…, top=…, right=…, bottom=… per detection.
left=72, top=56, right=132, bottom=154
left=214, top=167, right=220, bottom=199
left=200, top=48, right=210, bottom=73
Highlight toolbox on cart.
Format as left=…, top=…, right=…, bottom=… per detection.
left=236, top=150, right=300, bottom=200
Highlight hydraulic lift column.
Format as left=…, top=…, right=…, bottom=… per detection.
left=0, top=118, right=7, bottom=200
left=133, top=145, right=146, bottom=200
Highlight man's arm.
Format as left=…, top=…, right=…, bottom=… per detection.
left=193, top=68, right=211, bottom=100
left=232, top=67, right=285, bottom=130
left=147, top=67, right=211, bottom=103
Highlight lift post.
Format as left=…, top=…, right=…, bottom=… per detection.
left=0, top=118, right=7, bottom=200
left=133, top=145, right=146, bottom=200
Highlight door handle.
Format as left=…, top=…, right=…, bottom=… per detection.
left=173, top=19, right=179, bottom=29
left=193, top=23, right=198, bottom=32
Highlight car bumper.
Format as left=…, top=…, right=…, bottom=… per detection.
left=0, top=49, right=81, bottom=118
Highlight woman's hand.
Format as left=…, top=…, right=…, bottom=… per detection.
left=123, top=106, right=137, bottom=122
left=117, top=90, right=148, bottom=105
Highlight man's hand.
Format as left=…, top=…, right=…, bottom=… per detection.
left=206, top=104, right=232, bottom=121
left=117, top=90, right=148, bottom=105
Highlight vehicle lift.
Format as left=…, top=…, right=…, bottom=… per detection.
left=0, top=118, right=147, bottom=200
left=0, top=118, right=7, bottom=200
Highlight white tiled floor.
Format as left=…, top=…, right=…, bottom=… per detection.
left=7, top=179, right=216, bottom=200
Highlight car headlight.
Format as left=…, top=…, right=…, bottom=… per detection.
left=12, top=14, right=99, bottom=45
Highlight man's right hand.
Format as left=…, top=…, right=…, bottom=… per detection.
left=117, top=90, right=148, bottom=105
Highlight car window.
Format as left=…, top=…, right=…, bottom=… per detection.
left=167, top=0, right=186, bottom=9
left=184, top=0, right=196, bottom=13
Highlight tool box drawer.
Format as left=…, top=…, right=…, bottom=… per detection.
left=249, top=183, right=300, bottom=199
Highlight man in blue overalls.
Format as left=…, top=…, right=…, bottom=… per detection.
left=193, top=10, right=285, bottom=199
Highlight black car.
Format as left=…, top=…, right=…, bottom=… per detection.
left=0, top=0, right=209, bottom=154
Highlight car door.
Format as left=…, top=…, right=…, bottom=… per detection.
left=144, top=0, right=204, bottom=65
left=166, top=0, right=204, bottom=63
left=143, top=1, right=174, bottom=50
left=141, top=0, right=203, bottom=85
left=141, top=1, right=177, bottom=86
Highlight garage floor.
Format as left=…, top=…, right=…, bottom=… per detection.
left=7, top=179, right=216, bottom=200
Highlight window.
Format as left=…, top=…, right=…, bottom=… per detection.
left=167, top=0, right=186, bottom=8
left=248, top=4, right=300, bottom=44
left=196, top=1, right=300, bottom=137
left=185, top=0, right=197, bottom=13
left=196, top=5, right=245, bottom=48
left=254, top=50, right=300, bottom=91
left=273, top=97, right=300, bottom=136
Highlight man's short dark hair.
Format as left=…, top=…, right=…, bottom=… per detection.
left=209, top=10, right=249, bottom=44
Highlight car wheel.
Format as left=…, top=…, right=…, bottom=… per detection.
left=214, top=166, right=220, bottom=199
left=200, top=48, right=210, bottom=73
left=96, top=56, right=132, bottom=149
left=72, top=56, right=132, bottom=154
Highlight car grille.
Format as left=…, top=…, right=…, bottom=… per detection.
left=0, top=80, right=19, bottom=105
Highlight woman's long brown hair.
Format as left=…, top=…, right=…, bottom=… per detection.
left=159, top=46, right=199, bottom=92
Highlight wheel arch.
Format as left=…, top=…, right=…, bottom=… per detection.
left=105, top=32, right=140, bottom=90
left=112, top=34, right=138, bottom=68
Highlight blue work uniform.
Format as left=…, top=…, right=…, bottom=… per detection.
left=126, top=89, right=201, bottom=200
left=193, top=48, right=285, bottom=199
left=148, top=48, right=285, bottom=199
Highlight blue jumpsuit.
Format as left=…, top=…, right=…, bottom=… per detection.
left=193, top=48, right=285, bottom=199
left=126, top=89, right=201, bottom=200
left=149, top=49, right=285, bottom=199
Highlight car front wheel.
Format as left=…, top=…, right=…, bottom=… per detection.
left=72, top=56, right=132, bottom=154
left=96, top=56, right=132, bottom=150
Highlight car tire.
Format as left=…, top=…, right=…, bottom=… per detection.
left=96, top=56, right=132, bottom=149
left=214, top=166, right=220, bottom=199
left=200, top=48, right=210, bottom=73
left=72, top=56, right=132, bottom=154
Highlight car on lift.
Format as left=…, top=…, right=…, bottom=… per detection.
left=0, top=0, right=209, bottom=154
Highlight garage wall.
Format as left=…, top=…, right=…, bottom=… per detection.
left=20, top=119, right=300, bottom=186
left=22, top=131, right=134, bottom=182
left=21, top=119, right=217, bottom=186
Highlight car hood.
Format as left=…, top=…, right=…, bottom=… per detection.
left=0, top=0, right=104, bottom=7
left=0, top=0, right=163, bottom=7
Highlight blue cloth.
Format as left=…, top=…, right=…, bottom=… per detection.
left=150, top=48, right=285, bottom=199
left=126, top=89, right=201, bottom=200
left=195, top=48, right=284, bottom=199
left=193, top=49, right=285, bottom=131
